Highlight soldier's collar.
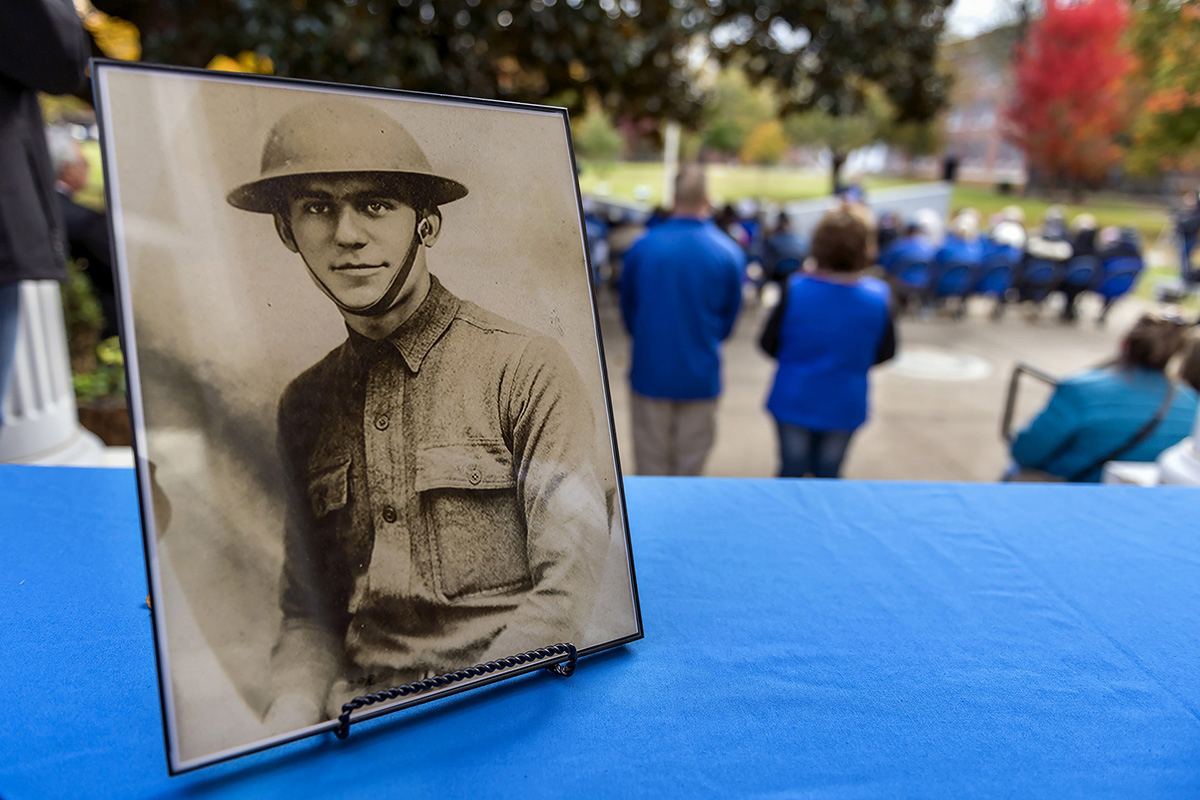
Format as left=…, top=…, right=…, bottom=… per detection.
left=345, top=276, right=459, bottom=373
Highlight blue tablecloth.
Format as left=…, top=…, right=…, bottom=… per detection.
left=2, top=465, right=1198, bottom=798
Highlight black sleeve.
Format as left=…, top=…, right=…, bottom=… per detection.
left=0, top=0, right=89, bottom=94
left=758, top=280, right=789, bottom=358
left=874, top=313, right=897, bottom=365
left=61, top=197, right=114, bottom=287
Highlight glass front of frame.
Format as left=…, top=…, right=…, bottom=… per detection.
left=93, top=62, right=641, bottom=774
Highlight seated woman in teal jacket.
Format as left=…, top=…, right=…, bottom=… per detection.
left=1011, top=314, right=1198, bottom=482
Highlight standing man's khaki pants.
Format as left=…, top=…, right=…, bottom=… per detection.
left=630, top=392, right=717, bottom=476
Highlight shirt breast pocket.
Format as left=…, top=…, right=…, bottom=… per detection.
left=307, top=456, right=350, bottom=520
left=415, top=441, right=530, bottom=601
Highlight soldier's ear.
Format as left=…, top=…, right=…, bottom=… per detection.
left=417, top=210, right=442, bottom=248
left=274, top=212, right=299, bottom=253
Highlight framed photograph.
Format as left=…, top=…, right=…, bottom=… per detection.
left=92, top=60, right=642, bottom=774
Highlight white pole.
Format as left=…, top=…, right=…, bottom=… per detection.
left=662, top=120, right=681, bottom=209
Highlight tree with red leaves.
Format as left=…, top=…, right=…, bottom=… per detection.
left=1006, top=0, right=1136, bottom=193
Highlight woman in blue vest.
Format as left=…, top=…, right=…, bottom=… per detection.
left=759, top=206, right=897, bottom=478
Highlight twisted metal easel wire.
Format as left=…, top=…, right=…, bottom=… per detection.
left=334, top=643, right=577, bottom=739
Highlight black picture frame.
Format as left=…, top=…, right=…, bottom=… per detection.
left=92, top=59, right=642, bottom=775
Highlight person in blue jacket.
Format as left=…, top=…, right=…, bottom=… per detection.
left=980, top=219, right=1026, bottom=262
left=1176, top=190, right=1200, bottom=286
left=929, top=210, right=984, bottom=310
left=759, top=205, right=897, bottom=478
left=877, top=208, right=941, bottom=276
left=935, top=210, right=984, bottom=264
left=1010, top=313, right=1198, bottom=482
left=619, top=164, right=744, bottom=475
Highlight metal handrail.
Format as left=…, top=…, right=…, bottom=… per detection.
left=1001, top=362, right=1059, bottom=443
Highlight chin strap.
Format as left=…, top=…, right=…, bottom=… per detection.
left=305, top=218, right=423, bottom=318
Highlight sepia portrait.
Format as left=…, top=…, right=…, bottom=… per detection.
left=93, top=62, right=641, bottom=773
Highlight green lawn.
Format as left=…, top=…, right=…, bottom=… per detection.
left=578, top=160, right=912, bottom=206
left=578, top=160, right=1170, bottom=242
left=76, top=139, right=107, bottom=213
left=948, top=185, right=1170, bottom=247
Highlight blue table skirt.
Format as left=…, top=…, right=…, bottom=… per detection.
left=2, top=465, right=1198, bottom=798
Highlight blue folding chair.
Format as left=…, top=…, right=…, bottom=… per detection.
left=1093, top=256, right=1143, bottom=323
left=1021, top=257, right=1064, bottom=304
left=936, top=261, right=976, bottom=295
left=891, top=258, right=932, bottom=315
left=895, top=258, right=931, bottom=292
left=1061, top=255, right=1100, bottom=289
left=973, top=251, right=1017, bottom=319
left=974, top=252, right=1017, bottom=297
left=930, top=260, right=977, bottom=319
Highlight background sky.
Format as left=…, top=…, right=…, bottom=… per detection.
left=946, top=0, right=1016, bottom=38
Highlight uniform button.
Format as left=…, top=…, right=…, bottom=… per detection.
left=382, top=505, right=398, bottom=523
left=468, top=467, right=482, bottom=485
left=374, top=414, right=390, bottom=431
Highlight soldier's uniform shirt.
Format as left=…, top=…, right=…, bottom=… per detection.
left=272, top=277, right=607, bottom=708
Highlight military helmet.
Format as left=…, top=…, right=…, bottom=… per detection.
left=226, top=97, right=468, bottom=213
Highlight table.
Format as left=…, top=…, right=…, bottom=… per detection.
left=2, top=465, right=1199, bottom=798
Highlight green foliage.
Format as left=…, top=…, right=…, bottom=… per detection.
left=678, top=129, right=704, bottom=162
left=1126, top=1, right=1200, bottom=175
left=38, top=93, right=93, bottom=124
left=879, top=117, right=944, bottom=159
left=72, top=337, right=126, bottom=403
left=784, top=109, right=876, bottom=153
left=572, top=103, right=624, bottom=167
left=740, top=120, right=788, bottom=165
left=701, top=68, right=778, bottom=156
left=784, top=103, right=879, bottom=190
left=62, top=260, right=104, bottom=347
left=107, top=0, right=949, bottom=126
left=1128, top=0, right=1177, bottom=77
left=708, top=0, right=953, bottom=123
left=61, top=261, right=125, bottom=403
left=120, top=0, right=708, bottom=122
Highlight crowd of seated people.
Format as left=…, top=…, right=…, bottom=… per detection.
left=585, top=193, right=1151, bottom=334
left=876, top=204, right=1147, bottom=324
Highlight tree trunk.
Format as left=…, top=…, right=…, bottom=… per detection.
left=1069, top=174, right=1084, bottom=203
left=831, top=151, right=846, bottom=195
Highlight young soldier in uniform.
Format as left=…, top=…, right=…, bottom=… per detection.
left=225, top=98, right=608, bottom=731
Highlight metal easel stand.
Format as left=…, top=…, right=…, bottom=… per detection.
left=333, top=643, right=578, bottom=740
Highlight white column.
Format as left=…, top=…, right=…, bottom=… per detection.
left=0, top=280, right=104, bottom=464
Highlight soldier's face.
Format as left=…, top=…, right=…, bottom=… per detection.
left=284, top=175, right=423, bottom=310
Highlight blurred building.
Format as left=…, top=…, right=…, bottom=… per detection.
left=885, top=26, right=1027, bottom=187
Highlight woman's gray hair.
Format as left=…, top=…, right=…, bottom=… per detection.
left=44, top=125, right=83, bottom=178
